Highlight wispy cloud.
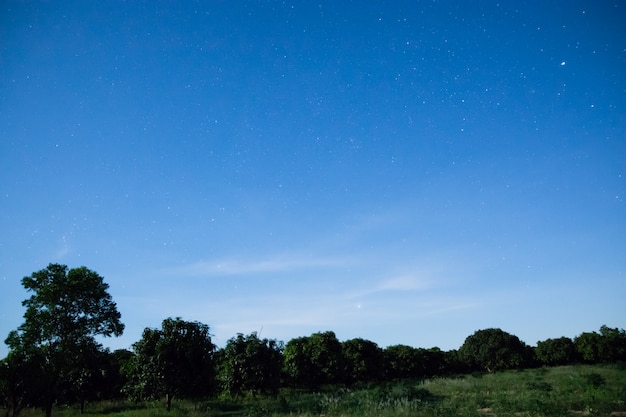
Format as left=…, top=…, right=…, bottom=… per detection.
left=53, top=234, right=72, bottom=259
left=344, top=259, right=457, bottom=299
left=375, top=274, right=433, bottom=292
left=172, top=255, right=353, bottom=277
left=195, top=291, right=479, bottom=347
left=116, top=244, right=490, bottom=349
left=111, top=259, right=484, bottom=350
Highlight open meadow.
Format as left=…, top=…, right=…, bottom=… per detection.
left=13, top=364, right=626, bottom=417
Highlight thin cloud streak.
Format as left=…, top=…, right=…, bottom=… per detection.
left=119, top=278, right=481, bottom=345
left=347, top=274, right=434, bottom=299
left=172, top=255, right=354, bottom=277
left=111, top=248, right=506, bottom=350
left=208, top=294, right=481, bottom=347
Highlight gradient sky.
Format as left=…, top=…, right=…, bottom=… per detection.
left=1, top=1, right=625, bottom=359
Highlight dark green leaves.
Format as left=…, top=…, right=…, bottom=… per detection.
left=4, top=263, right=125, bottom=417
left=125, top=317, right=217, bottom=410
left=218, top=332, right=283, bottom=398
left=459, top=328, right=531, bottom=373
left=17, top=264, right=123, bottom=348
left=283, top=331, right=344, bottom=389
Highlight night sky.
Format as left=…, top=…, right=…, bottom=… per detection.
left=1, top=1, right=625, bottom=357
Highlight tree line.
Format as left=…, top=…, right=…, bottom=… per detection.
left=1, top=264, right=625, bottom=417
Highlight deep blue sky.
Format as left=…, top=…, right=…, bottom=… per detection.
left=1, top=1, right=625, bottom=358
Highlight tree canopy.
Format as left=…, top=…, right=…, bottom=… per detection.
left=283, top=331, right=344, bottom=389
left=125, top=317, right=216, bottom=411
left=4, top=264, right=124, bottom=417
left=2, top=265, right=625, bottom=414
left=536, top=337, right=577, bottom=366
left=218, top=332, right=283, bottom=398
left=341, top=338, right=384, bottom=384
left=459, top=328, right=531, bottom=373
left=574, top=326, right=626, bottom=364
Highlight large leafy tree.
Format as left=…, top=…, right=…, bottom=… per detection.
left=218, top=332, right=283, bottom=398
left=597, top=325, right=626, bottom=362
left=535, top=336, right=577, bottom=366
left=574, top=326, right=626, bottom=363
left=283, top=331, right=344, bottom=389
left=574, top=331, right=602, bottom=363
left=341, top=338, right=384, bottom=385
left=125, top=317, right=216, bottom=411
left=459, top=328, right=531, bottom=373
left=282, top=336, right=314, bottom=388
left=383, top=344, right=421, bottom=380
left=4, top=264, right=124, bottom=417
left=307, top=331, right=344, bottom=386
left=416, top=347, right=447, bottom=378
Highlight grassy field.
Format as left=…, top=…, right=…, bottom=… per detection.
left=13, top=364, right=626, bottom=417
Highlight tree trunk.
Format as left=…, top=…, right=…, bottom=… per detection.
left=10, top=406, right=23, bottom=417
left=44, top=377, right=55, bottom=417
left=9, top=394, right=23, bottom=417
left=166, top=392, right=172, bottom=411
left=45, top=401, right=53, bottom=417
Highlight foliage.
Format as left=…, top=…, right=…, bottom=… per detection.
left=3, top=264, right=124, bottom=417
left=9, top=364, right=624, bottom=417
left=104, top=349, right=134, bottom=399
left=383, top=345, right=456, bottom=380
left=57, top=339, right=114, bottom=413
left=341, top=338, right=384, bottom=385
left=3, top=353, right=626, bottom=417
left=3, top=266, right=625, bottom=416
left=535, top=336, right=578, bottom=366
left=575, top=331, right=603, bottom=363
left=283, top=331, right=344, bottom=390
left=580, top=325, right=626, bottom=363
left=218, top=332, right=283, bottom=398
left=458, top=328, right=531, bottom=372
left=124, top=317, right=216, bottom=410
left=597, top=325, right=626, bottom=361
left=416, top=347, right=447, bottom=378
left=383, top=344, right=421, bottom=380
left=0, top=349, right=47, bottom=417
left=540, top=325, right=626, bottom=365
left=441, top=348, right=467, bottom=375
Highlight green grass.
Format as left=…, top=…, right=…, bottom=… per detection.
left=10, top=364, right=626, bottom=417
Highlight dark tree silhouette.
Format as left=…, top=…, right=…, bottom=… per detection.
left=125, top=317, right=216, bottom=411
left=218, top=332, right=283, bottom=398
left=4, top=264, right=124, bottom=417
left=459, top=328, right=530, bottom=372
